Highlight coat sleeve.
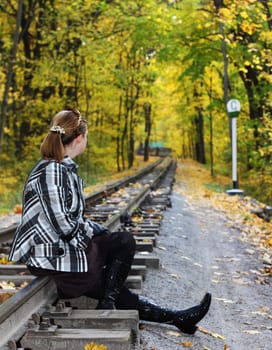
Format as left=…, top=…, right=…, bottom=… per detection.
left=88, top=221, right=109, bottom=235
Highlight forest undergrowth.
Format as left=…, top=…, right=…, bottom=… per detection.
left=0, top=156, right=158, bottom=215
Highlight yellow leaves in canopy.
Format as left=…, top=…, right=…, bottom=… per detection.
left=84, top=342, right=107, bottom=350
left=260, top=31, right=272, bottom=45
left=240, top=22, right=256, bottom=35
left=239, top=67, right=248, bottom=74
left=219, top=8, right=232, bottom=21
left=240, top=11, right=248, bottom=19
left=259, top=72, right=272, bottom=84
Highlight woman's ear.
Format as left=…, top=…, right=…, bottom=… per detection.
left=75, top=134, right=83, bottom=143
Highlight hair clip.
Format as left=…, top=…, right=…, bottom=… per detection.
left=77, top=115, right=82, bottom=126
left=50, top=125, right=66, bottom=134
left=74, top=109, right=82, bottom=126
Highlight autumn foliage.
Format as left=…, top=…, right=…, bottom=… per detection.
left=84, top=342, right=107, bottom=350
left=0, top=0, right=271, bottom=211
left=175, top=159, right=272, bottom=271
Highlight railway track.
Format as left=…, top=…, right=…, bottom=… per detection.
left=0, top=157, right=176, bottom=350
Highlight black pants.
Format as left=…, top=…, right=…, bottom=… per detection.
left=28, top=231, right=139, bottom=308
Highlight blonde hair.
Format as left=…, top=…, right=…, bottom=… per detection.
left=40, top=109, right=87, bottom=162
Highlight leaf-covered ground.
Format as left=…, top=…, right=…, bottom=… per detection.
left=174, top=159, right=272, bottom=273
left=1, top=157, right=271, bottom=348
left=137, top=159, right=271, bottom=350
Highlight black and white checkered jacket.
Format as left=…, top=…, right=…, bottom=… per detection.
left=9, top=157, right=95, bottom=272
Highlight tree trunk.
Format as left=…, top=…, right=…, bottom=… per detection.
left=116, top=95, right=122, bottom=172
left=214, top=0, right=231, bottom=136
left=0, top=0, right=22, bottom=152
left=194, top=110, right=206, bottom=164
left=127, top=84, right=135, bottom=169
left=121, top=90, right=129, bottom=170
left=143, top=102, right=152, bottom=162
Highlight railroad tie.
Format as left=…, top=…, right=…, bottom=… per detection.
left=21, top=327, right=133, bottom=350
left=0, top=157, right=176, bottom=350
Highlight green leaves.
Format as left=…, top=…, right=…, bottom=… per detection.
left=0, top=0, right=271, bottom=206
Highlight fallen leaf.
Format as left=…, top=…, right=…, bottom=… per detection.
left=249, top=269, right=262, bottom=275
left=193, top=262, right=203, bottom=268
left=139, top=323, right=145, bottom=330
left=260, top=306, right=270, bottom=313
left=245, top=249, right=255, bottom=255
left=215, top=297, right=235, bottom=304
left=0, top=256, right=13, bottom=265
left=255, top=277, right=269, bottom=285
left=84, top=342, right=107, bottom=350
left=180, top=255, right=192, bottom=261
left=13, top=204, right=22, bottom=214
left=165, top=330, right=181, bottom=337
left=0, top=281, right=16, bottom=289
left=211, top=265, right=219, bottom=269
left=199, top=326, right=226, bottom=340
left=267, top=237, right=272, bottom=246
left=243, top=330, right=261, bottom=334
left=0, top=291, right=16, bottom=303
left=19, top=281, right=29, bottom=288
left=180, top=341, right=193, bottom=347
left=232, top=278, right=249, bottom=285
left=213, top=272, right=225, bottom=276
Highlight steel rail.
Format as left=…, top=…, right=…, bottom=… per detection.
left=0, top=186, right=151, bottom=348
left=0, top=157, right=174, bottom=349
left=84, top=158, right=163, bottom=206
left=0, top=158, right=165, bottom=244
left=0, top=277, right=57, bottom=347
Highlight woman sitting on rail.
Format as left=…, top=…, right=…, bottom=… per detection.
left=9, top=109, right=211, bottom=335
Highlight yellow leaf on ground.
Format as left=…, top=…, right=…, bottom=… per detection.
left=0, top=292, right=16, bottom=304
left=180, top=341, right=193, bottom=347
left=199, top=326, right=226, bottom=340
left=267, top=237, right=272, bottom=246
left=84, top=342, right=107, bottom=350
left=13, top=204, right=22, bottom=214
left=0, top=256, right=13, bottom=265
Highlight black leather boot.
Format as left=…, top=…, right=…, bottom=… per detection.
left=137, top=292, right=212, bottom=334
left=96, top=259, right=131, bottom=309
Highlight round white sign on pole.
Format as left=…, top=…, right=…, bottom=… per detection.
left=227, top=99, right=241, bottom=118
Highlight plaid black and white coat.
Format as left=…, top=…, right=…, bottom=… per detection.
left=8, top=157, right=103, bottom=272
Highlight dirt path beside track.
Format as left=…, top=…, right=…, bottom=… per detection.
left=136, top=163, right=271, bottom=350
